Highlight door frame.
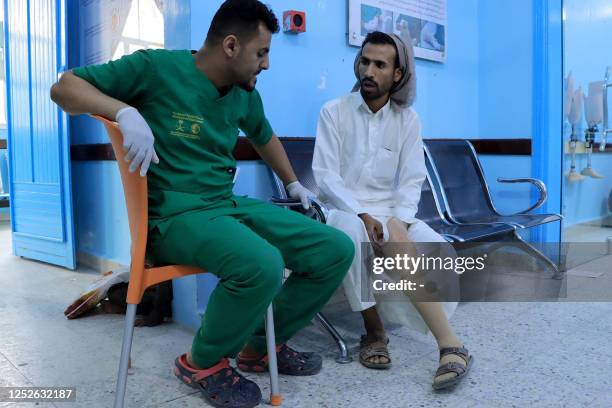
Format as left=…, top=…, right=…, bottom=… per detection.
left=532, top=0, right=564, bottom=244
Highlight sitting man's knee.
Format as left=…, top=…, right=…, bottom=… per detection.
left=236, top=247, right=284, bottom=293
left=328, top=228, right=356, bottom=268
left=258, top=249, right=284, bottom=284
left=305, top=227, right=355, bottom=272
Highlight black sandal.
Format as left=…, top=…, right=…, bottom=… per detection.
left=432, top=346, right=474, bottom=390
left=359, top=334, right=392, bottom=370
left=174, top=354, right=262, bottom=408
left=237, top=344, right=322, bottom=376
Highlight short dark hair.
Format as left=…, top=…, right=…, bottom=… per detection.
left=362, top=31, right=400, bottom=69
left=206, top=0, right=280, bottom=45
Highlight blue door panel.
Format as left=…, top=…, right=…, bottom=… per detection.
left=4, top=0, right=76, bottom=269
left=13, top=235, right=74, bottom=266
left=12, top=183, right=64, bottom=240
left=6, top=0, right=33, bottom=183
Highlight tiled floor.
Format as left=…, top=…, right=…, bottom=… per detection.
left=564, top=222, right=611, bottom=244
left=0, top=221, right=610, bottom=408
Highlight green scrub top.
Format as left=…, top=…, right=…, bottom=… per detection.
left=73, top=49, right=273, bottom=222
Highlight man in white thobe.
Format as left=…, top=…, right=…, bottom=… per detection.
left=313, top=31, right=472, bottom=390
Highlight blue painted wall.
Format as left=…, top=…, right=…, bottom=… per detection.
left=562, top=0, right=612, bottom=227
left=478, top=1, right=533, bottom=139
left=477, top=0, right=535, bottom=216
left=71, top=161, right=131, bottom=264
left=191, top=0, right=481, bottom=139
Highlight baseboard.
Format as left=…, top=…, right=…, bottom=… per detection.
left=77, top=250, right=127, bottom=273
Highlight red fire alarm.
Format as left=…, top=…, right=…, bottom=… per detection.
left=283, top=10, right=306, bottom=34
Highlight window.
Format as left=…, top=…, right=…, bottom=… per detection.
left=111, top=0, right=164, bottom=60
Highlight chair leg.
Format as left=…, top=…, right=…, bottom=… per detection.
left=315, top=312, right=352, bottom=364
left=265, top=305, right=282, bottom=406
left=513, top=231, right=564, bottom=279
left=114, top=304, right=137, bottom=408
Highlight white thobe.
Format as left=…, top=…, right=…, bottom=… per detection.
left=313, top=92, right=456, bottom=333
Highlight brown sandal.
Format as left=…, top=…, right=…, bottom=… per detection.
left=432, top=346, right=473, bottom=390
left=359, top=334, right=392, bottom=369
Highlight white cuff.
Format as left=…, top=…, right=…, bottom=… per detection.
left=393, top=207, right=418, bottom=225
left=115, top=106, right=136, bottom=121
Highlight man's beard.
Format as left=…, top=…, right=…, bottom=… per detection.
left=360, top=87, right=384, bottom=101
left=360, top=77, right=393, bottom=101
left=238, top=81, right=256, bottom=92
left=360, top=83, right=385, bottom=101
left=238, top=74, right=259, bottom=92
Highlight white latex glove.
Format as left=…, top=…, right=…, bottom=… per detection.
left=286, top=181, right=314, bottom=210
left=115, top=106, right=159, bottom=176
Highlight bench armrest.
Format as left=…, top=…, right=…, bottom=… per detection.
left=270, top=196, right=329, bottom=223
left=496, top=177, right=547, bottom=214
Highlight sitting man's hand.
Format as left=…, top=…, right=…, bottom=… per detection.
left=116, top=106, right=159, bottom=176
left=286, top=181, right=314, bottom=210
left=359, top=213, right=384, bottom=250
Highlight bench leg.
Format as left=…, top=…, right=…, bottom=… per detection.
left=315, top=312, right=352, bottom=364
left=513, top=231, right=564, bottom=280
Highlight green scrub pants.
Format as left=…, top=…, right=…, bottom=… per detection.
left=148, top=196, right=354, bottom=368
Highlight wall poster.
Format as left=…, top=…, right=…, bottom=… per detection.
left=348, top=0, right=447, bottom=63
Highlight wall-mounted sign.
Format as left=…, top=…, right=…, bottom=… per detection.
left=348, top=0, right=447, bottom=63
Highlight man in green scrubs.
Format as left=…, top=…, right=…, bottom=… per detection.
left=50, top=1, right=354, bottom=406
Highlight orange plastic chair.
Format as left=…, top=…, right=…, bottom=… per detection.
left=92, top=115, right=282, bottom=408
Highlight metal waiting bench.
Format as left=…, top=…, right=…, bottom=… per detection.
left=267, top=138, right=563, bottom=362
left=423, top=139, right=563, bottom=277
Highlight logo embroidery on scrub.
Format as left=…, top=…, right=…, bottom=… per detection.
left=191, top=123, right=201, bottom=135
left=170, top=112, right=204, bottom=140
